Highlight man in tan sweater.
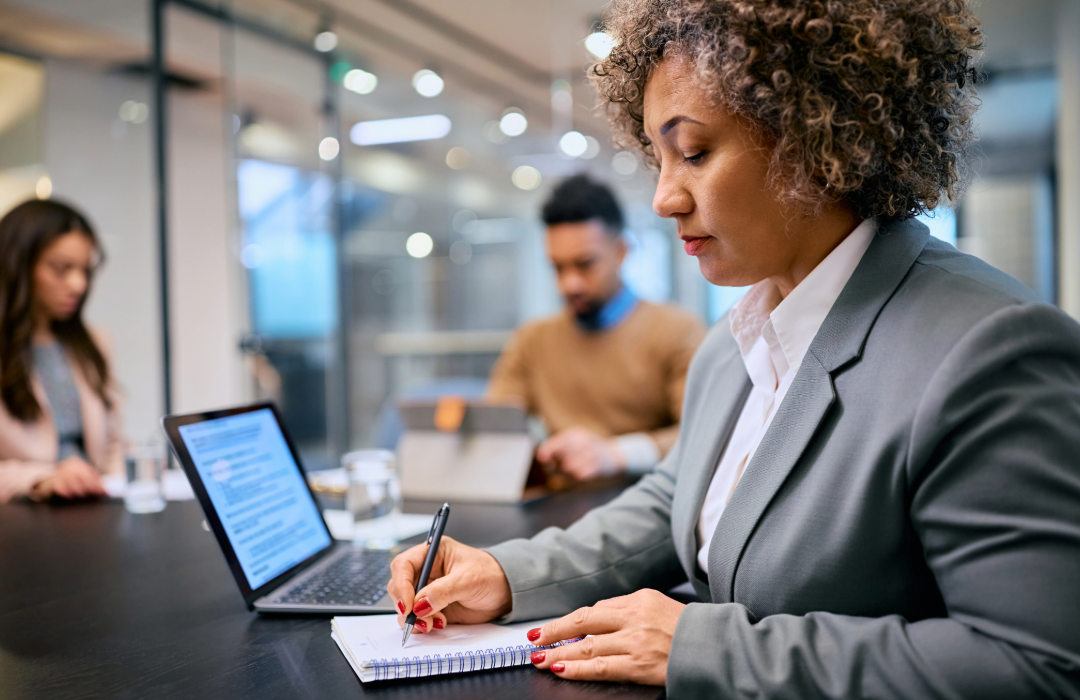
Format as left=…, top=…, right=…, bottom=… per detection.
left=487, top=175, right=705, bottom=481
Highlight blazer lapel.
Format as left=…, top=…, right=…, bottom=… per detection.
left=706, top=217, right=931, bottom=604
left=670, top=329, right=751, bottom=590
left=707, top=357, right=834, bottom=603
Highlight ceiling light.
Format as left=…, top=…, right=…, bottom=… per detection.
left=445, top=146, right=471, bottom=170
left=119, top=100, right=148, bottom=124
left=350, top=115, right=451, bottom=146
left=585, top=31, right=615, bottom=59
left=499, top=111, right=527, bottom=137
left=559, top=131, right=588, bottom=157
left=449, top=240, right=472, bottom=265
left=406, top=232, right=434, bottom=258
left=551, top=86, right=572, bottom=114
left=318, top=136, right=340, bottom=160
left=483, top=120, right=509, bottom=144
left=612, top=151, right=638, bottom=175
left=344, top=69, right=378, bottom=94
left=511, top=165, right=542, bottom=191
left=314, top=31, right=338, bottom=52
left=35, top=175, right=52, bottom=200
left=581, top=135, right=600, bottom=159
left=413, top=69, right=444, bottom=97
left=452, top=209, right=477, bottom=232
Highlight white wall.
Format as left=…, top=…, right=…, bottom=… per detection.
left=960, top=174, right=1054, bottom=301
left=168, top=86, right=249, bottom=415
left=43, top=58, right=164, bottom=443
left=43, top=57, right=249, bottom=442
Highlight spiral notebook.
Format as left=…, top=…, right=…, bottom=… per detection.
left=331, top=614, right=574, bottom=682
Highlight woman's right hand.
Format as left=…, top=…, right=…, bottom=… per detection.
left=31, top=456, right=107, bottom=500
left=387, top=536, right=512, bottom=634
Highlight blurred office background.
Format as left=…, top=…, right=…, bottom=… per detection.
left=0, top=0, right=1076, bottom=469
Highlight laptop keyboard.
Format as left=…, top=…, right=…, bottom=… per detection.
left=273, top=549, right=394, bottom=607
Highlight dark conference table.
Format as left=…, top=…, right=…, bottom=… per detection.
left=0, top=483, right=665, bottom=700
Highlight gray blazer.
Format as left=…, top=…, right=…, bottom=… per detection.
left=487, top=217, right=1080, bottom=699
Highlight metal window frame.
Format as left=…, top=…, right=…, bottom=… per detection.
left=149, top=0, right=350, bottom=457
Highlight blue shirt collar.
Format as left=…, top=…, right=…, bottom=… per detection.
left=576, top=285, right=639, bottom=332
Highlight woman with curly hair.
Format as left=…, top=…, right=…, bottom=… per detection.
left=387, top=1, right=1080, bottom=696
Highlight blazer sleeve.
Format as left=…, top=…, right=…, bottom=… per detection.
left=644, top=314, right=706, bottom=458
left=668, top=303, right=1080, bottom=699
left=485, top=440, right=687, bottom=622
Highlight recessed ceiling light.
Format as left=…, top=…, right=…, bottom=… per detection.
left=350, top=115, right=452, bottom=145
left=585, top=31, right=615, bottom=58
left=413, top=69, right=444, bottom=97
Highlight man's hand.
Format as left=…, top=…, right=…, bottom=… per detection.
left=387, top=536, right=513, bottom=635
left=526, top=589, right=685, bottom=686
left=31, top=457, right=107, bottom=501
left=537, top=428, right=626, bottom=480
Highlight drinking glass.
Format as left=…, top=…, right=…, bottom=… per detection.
left=343, top=450, right=401, bottom=549
left=124, top=444, right=167, bottom=514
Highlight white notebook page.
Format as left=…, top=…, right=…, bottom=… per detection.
left=332, top=614, right=562, bottom=682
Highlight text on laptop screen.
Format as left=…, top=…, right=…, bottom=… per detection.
left=177, top=408, right=331, bottom=590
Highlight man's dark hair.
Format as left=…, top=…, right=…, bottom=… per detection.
left=541, top=174, right=624, bottom=235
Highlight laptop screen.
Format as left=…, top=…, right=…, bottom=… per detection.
left=176, top=407, right=332, bottom=590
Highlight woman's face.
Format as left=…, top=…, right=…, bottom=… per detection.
left=643, top=57, right=858, bottom=295
left=33, top=231, right=96, bottom=322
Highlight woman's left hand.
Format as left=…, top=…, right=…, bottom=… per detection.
left=526, top=589, right=685, bottom=686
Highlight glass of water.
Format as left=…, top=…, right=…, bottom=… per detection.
left=124, top=444, right=167, bottom=514
left=343, top=450, right=401, bottom=549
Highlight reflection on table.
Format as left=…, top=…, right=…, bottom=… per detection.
left=0, top=481, right=663, bottom=700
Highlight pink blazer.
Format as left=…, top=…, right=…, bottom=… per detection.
left=0, top=338, right=122, bottom=502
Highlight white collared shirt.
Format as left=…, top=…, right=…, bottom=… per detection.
left=696, top=219, right=877, bottom=572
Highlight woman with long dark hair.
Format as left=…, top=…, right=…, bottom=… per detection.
left=0, top=199, right=120, bottom=501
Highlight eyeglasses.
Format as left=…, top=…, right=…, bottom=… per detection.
left=42, top=259, right=101, bottom=279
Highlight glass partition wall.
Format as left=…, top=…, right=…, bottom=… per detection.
left=212, top=0, right=693, bottom=458
left=0, top=0, right=698, bottom=466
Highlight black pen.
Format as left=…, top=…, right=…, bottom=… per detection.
left=402, top=502, right=450, bottom=646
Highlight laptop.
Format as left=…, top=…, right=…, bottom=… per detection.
left=161, top=403, right=396, bottom=613
left=396, top=401, right=536, bottom=503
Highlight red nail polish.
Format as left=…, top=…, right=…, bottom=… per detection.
left=551, top=662, right=565, bottom=673
left=527, top=628, right=541, bottom=642
left=413, top=599, right=432, bottom=617
left=415, top=619, right=427, bottom=631
left=397, top=601, right=405, bottom=614
left=531, top=651, right=545, bottom=664
left=434, top=618, right=444, bottom=629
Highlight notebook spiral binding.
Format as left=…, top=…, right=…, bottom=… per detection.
left=370, top=640, right=578, bottom=681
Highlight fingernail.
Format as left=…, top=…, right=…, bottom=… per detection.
left=551, top=662, right=565, bottom=673
left=413, top=599, right=432, bottom=617
left=397, top=601, right=405, bottom=614
left=527, top=628, right=541, bottom=642
left=433, top=618, right=444, bottom=630
left=531, top=651, right=545, bottom=664
left=415, top=619, right=427, bottom=631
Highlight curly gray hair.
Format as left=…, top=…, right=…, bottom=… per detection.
left=591, top=0, right=984, bottom=219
